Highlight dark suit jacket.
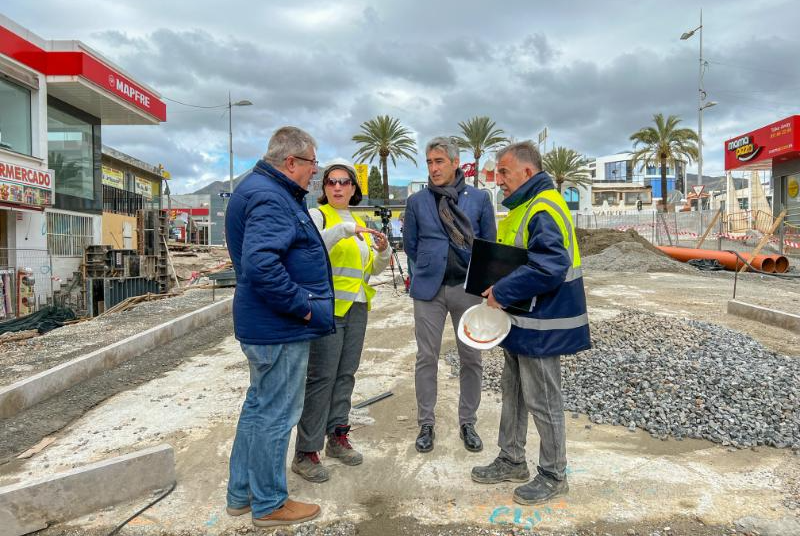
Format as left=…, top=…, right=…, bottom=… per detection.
left=403, top=185, right=496, bottom=300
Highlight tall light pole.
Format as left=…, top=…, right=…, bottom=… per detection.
left=681, top=10, right=717, bottom=210
left=228, top=93, right=253, bottom=195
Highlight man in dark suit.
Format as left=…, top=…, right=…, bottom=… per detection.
left=403, top=136, right=497, bottom=454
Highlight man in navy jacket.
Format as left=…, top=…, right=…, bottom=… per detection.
left=403, top=136, right=496, bottom=454
left=225, top=126, right=334, bottom=528
left=471, top=141, right=590, bottom=506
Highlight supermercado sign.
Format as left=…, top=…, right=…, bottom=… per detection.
left=725, top=115, right=800, bottom=171
left=0, top=160, right=55, bottom=208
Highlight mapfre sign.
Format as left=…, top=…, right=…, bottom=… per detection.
left=0, top=160, right=55, bottom=208
left=724, top=115, right=800, bottom=171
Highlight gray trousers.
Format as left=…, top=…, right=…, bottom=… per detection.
left=498, top=350, right=567, bottom=480
left=296, top=302, right=368, bottom=452
left=413, top=284, right=482, bottom=427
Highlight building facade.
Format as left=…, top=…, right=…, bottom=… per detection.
left=0, top=15, right=165, bottom=314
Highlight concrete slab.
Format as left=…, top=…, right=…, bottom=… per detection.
left=0, top=297, right=232, bottom=419
left=0, top=444, right=175, bottom=536
left=728, top=299, right=800, bottom=333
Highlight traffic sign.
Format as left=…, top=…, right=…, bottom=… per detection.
left=691, top=184, right=705, bottom=195
left=219, top=192, right=231, bottom=198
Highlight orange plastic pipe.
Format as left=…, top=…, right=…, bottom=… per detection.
left=770, top=255, right=790, bottom=273
left=656, top=246, right=778, bottom=273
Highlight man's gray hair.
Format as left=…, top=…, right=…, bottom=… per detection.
left=425, top=136, right=460, bottom=162
left=263, top=126, right=317, bottom=167
left=497, top=140, right=542, bottom=171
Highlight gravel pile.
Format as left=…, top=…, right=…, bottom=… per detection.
left=448, top=310, right=800, bottom=450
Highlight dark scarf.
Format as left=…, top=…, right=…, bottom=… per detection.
left=427, top=167, right=473, bottom=250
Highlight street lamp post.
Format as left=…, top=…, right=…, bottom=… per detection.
left=681, top=10, right=717, bottom=211
left=228, top=93, right=253, bottom=196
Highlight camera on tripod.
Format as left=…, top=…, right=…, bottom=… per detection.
left=374, top=206, right=392, bottom=224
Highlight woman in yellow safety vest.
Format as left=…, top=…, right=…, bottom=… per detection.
left=292, top=159, right=390, bottom=483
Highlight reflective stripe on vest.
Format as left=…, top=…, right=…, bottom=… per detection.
left=499, top=188, right=588, bottom=331
left=510, top=312, right=589, bottom=330
left=318, top=204, right=376, bottom=316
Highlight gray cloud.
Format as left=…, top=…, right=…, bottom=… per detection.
left=4, top=0, right=798, bottom=190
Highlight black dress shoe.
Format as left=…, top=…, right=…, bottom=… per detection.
left=460, top=423, right=483, bottom=452
left=415, top=424, right=435, bottom=453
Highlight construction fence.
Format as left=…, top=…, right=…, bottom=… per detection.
left=574, top=210, right=800, bottom=256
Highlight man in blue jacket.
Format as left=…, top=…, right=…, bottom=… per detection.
left=225, top=126, right=335, bottom=527
left=404, top=136, right=496, bottom=454
left=471, top=141, right=590, bottom=505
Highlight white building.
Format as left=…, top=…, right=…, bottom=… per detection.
left=587, top=152, right=688, bottom=211
left=0, top=15, right=165, bottom=315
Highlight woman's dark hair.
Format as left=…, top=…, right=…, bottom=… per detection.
left=317, top=165, right=363, bottom=206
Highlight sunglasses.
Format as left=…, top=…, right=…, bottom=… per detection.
left=325, top=178, right=354, bottom=186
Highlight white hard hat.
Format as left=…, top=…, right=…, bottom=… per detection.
left=457, top=302, right=512, bottom=350
left=321, top=158, right=357, bottom=181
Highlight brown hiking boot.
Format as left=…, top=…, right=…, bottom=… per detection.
left=252, top=499, right=320, bottom=527
left=325, top=426, right=363, bottom=466
left=291, top=451, right=330, bottom=483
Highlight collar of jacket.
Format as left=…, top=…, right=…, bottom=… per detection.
left=501, top=171, right=556, bottom=210
left=253, top=160, right=308, bottom=202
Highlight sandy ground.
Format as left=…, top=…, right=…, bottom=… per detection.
left=3, top=265, right=800, bottom=535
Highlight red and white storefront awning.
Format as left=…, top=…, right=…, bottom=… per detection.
left=0, top=16, right=166, bottom=125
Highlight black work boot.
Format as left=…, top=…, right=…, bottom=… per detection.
left=513, top=471, right=569, bottom=505
left=460, top=423, right=483, bottom=452
left=415, top=424, right=435, bottom=453
left=471, top=456, right=530, bottom=484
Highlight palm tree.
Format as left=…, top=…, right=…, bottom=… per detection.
left=454, top=116, right=509, bottom=187
left=352, top=115, right=417, bottom=205
left=542, top=147, right=591, bottom=194
left=629, top=113, right=699, bottom=212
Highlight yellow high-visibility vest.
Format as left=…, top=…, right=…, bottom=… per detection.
left=497, top=189, right=582, bottom=278
left=318, top=204, right=376, bottom=317
left=497, top=188, right=587, bottom=331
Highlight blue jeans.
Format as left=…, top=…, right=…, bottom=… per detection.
left=227, top=341, right=310, bottom=517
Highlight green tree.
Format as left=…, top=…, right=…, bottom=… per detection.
left=367, top=165, right=383, bottom=202
left=352, top=115, right=417, bottom=205
left=629, top=113, right=699, bottom=212
left=542, top=146, right=591, bottom=194
left=454, top=116, right=509, bottom=187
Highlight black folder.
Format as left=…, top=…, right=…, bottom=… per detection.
left=465, top=238, right=534, bottom=314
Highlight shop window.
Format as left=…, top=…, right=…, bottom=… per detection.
left=593, top=191, right=618, bottom=205
left=564, top=187, right=580, bottom=211
left=48, top=106, right=95, bottom=200
left=738, top=198, right=749, bottom=210
left=46, top=212, right=94, bottom=256
left=625, top=192, right=651, bottom=205
left=0, top=77, right=32, bottom=156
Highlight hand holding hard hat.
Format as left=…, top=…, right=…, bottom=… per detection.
left=457, top=300, right=512, bottom=350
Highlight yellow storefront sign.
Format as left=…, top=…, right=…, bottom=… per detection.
left=354, top=163, right=368, bottom=196
left=102, top=166, right=124, bottom=189
left=135, top=176, right=154, bottom=198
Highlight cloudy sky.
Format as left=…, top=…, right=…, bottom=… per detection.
left=5, top=0, right=799, bottom=193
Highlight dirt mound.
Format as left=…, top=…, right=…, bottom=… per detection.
left=581, top=241, right=691, bottom=273
left=577, top=228, right=662, bottom=257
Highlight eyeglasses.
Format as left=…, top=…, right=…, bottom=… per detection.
left=289, top=155, right=319, bottom=167
left=325, top=178, right=354, bottom=187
